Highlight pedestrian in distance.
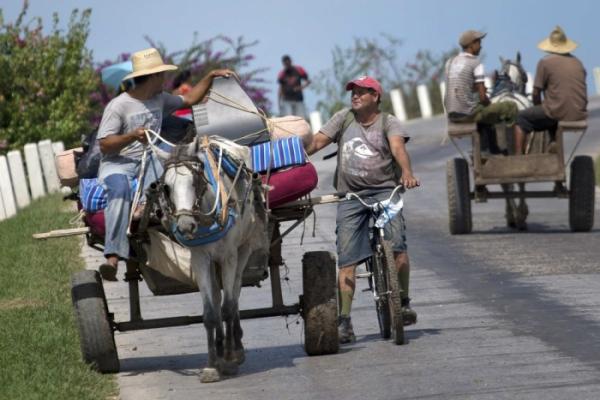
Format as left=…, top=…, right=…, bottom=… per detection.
left=277, top=54, right=311, bottom=119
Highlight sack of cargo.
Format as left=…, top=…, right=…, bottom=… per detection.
left=268, top=116, right=313, bottom=148
left=55, top=147, right=83, bottom=187
left=262, top=162, right=318, bottom=208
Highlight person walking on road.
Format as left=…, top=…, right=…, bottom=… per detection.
left=513, top=26, right=587, bottom=155
left=96, top=47, right=234, bottom=281
left=277, top=55, right=311, bottom=119
left=306, top=76, right=419, bottom=344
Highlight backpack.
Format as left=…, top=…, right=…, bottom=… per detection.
left=332, top=110, right=402, bottom=190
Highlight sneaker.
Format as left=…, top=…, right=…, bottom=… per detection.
left=401, top=298, right=417, bottom=326
left=338, top=316, right=356, bottom=344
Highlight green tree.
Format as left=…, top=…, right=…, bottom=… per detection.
left=0, top=1, right=99, bottom=151
left=313, top=35, right=457, bottom=120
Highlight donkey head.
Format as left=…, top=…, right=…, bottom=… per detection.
left=161, top=137, right=214, bottom=239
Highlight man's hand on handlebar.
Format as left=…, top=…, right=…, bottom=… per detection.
left=401, top=173, right=420, bottom=189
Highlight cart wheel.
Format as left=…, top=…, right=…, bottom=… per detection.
left=71, top=270, right=119, bottom=373
left=447, top=158, right=472, bottom=234
left=302, top=251, right=339, bottom=356
left=382, top=241, right=405, bottom=345
left=569, top=155, right=595, bottom=232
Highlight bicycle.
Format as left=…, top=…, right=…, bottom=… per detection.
left=336, top=185, right=406, bottom=345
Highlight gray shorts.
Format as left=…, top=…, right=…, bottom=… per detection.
left=336, top=189, right=407, bottom=268
left=516, top=105, right=557, bottom=134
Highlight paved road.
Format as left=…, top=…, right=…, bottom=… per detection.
left=84, top=102, right=600, bottom=399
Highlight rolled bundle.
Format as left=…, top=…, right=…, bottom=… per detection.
left=268, top=116, right=313, bottom=148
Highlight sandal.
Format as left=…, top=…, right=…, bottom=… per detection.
left=99, top=262, right=118, bottom=281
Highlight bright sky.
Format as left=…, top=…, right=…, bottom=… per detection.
left=3, top=0, right=599, bottom=112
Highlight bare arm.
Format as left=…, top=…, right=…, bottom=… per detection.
left=476, top=82, right=490, bottom=106
left=181, top=69, right=236, bottom=107
left=532, top=87, right=542, bottom=106
left=388, top=135, right=420, bottom=189
left=306, top=132, right=333, bottom=155
left=99, top=127, right=147, bottom=155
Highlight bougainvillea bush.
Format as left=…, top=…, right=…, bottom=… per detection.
left=0, top=2, right=100, bottom=150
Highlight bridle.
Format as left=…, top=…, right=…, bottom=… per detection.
left=159, top=155, right=218, bottom=227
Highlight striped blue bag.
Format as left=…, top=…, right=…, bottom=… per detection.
left=250, top=136, right=306, bottom=173
left=79, top=178, right=138, bottom=213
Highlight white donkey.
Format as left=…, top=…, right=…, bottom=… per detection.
left=490, top=52, right=532, bottom=229
left=155, top=135, right=269, bottom=382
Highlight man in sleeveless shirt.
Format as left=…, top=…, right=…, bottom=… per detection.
left=513, top=26, right=587, bottom=154
left=306, top=76, right=420, bottom=344
left=444, top=30, right=518, bottom=154
left=96, top=48, right=234, bottom=281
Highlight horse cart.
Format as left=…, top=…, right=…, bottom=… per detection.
left=69, top=77, right=339, bottom=376
left=72, top=192, right=339, bottom=373
left=445, top=53, right=595, bottom=234
left=446, top=119, right=594, bottom=234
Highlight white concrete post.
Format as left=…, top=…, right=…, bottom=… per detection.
left=390, top=89, right=407, bottom=122
left=38, top=139, right=60, bottom=193
left=593, top=67, right=600, bottom=96
left=0, top=188, right=6, bottom=221
left=439, top=82, right=446, bottom=106
left=24, top=143, right=46, bottom=199
left=526, top=72, right=534, bottom=96
left=416, top=84, right=433, bottom=119
left=7, top=150, right=31, bottom=209
left=309, top=111, right=322, bottom=134
left=52, top=141, right=65, bottom=155
left=0, top=156, right=17, bottom=218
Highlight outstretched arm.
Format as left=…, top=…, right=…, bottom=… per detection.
left=181, top=69, right=237, bottom=107
left=306, top=132, right=333, bottom=155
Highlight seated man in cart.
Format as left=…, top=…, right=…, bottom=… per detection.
left=444, top=30, right=518, bottom=154
left=96, top=47, right=234, bottom=281
left=513, top=26, right=587, bottom=155
left=306, top=76, right=419, bottom=344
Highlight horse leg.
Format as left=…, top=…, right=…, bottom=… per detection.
left=231, top=246, right=253, bottom=366
left=192, top=252, right=224, bottom=383
left=502, top=184, right=518, bottom=228
left=515, top=183, right=528, bottom=230
left=218, top=251, right=242, bottom=376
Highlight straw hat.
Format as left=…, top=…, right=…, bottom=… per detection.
left=123, top=48, right=177, bottom=81
left=537, top=26, right=578, bottom=54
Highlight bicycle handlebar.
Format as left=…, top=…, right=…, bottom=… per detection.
left=335, top=185, right=405, bottom=210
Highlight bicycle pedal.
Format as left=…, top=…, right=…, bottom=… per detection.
left=355, top=272, right=372, bottom=279
left=361, top=288, right=371, bottom=293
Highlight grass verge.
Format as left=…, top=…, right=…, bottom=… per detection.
left=0, top=194, right=116, bottom=400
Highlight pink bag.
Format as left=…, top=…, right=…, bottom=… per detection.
left=262, top=162, right=318, bottom=208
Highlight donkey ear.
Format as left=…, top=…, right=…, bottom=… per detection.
left=186, top=135, right=199, bottom=157
left=516, top=52, right=521, bottom=63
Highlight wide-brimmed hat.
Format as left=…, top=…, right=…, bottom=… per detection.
left=459, top=30, right=486, bottom=48
left=123, top=48, right=177, bottom=81
left=537, top=26, right=577, bottom=54
left=346, top=76, right=383, bottom=96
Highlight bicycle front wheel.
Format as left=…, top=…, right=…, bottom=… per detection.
left=381, top=240, right=405, bottom=345
left=370, top=243, right=391, bottom=339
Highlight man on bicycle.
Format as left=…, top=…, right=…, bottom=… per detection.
left=306, top=76, right=419, bottom=343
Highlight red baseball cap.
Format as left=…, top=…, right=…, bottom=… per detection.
left=345, top=76, right=383, bottom=96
